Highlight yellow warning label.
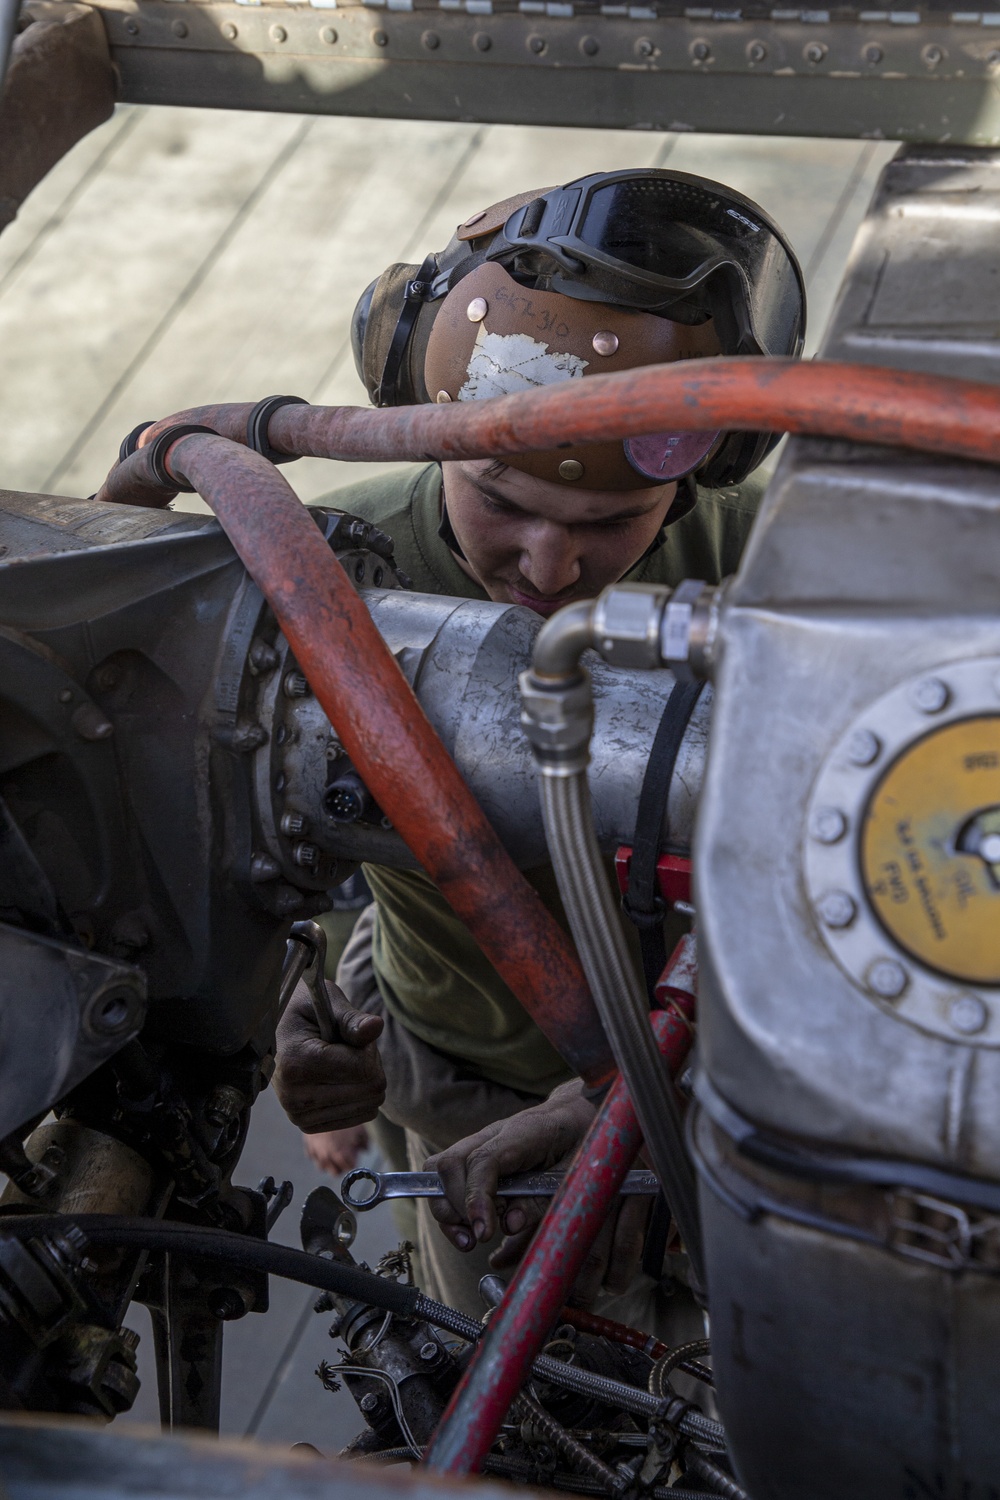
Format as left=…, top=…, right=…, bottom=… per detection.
left=861, top=716, right=1000, bottom=985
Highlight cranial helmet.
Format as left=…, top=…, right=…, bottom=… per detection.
left=352, top=169, right=806, bottom=492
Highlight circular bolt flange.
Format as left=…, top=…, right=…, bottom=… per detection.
left=922, top=42, right=944, bottom=65
left=862, top=41, right=882, bottom=62
left=690, top=38, right=711, bottom=60
left=221, top=21, right=238, bottom=39
left=746, top=39, right=767, bottom=60
left=868, top=959, right=908, bottom=999
left=422, top=29, right=439, bottom=46
left=171, top=19, right=188, bottom=37
left=320, top=25, right=337, bottom=42
left=528, top=33, right=546, bottom=52
left=804, top=40, right=827, bottom=62
left=910, top=676, right=950, bottom=714
left=980, top=832, right=1000, bottom=863
left=817, top=890, right=856, bottom=929
left=810, top=807, right=847, bottom=845
left=579, top=34, right=599, bottom=54
left=124, top=18, right=139, bottom=33
left=84, top=984, right=139, bottom=1039
left=634, top=36, right=655, bottom=56
left=949, top=994, right=988, bottom=1035
left=371, top=28, right=388, bottom=45
left=846, top=728, right=880, bottom=766
left=270, top=24, right=287, bottom=41
left=473, top=30, right=491, bottom=49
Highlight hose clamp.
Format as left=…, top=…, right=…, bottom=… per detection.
left=146, top=423, right=219, bottom=493
left=118, top=420, right=156, bottom=465
left=246, top=395, right=308, bottom=465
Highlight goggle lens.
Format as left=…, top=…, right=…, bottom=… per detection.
left=624, top=429, right=720, bottom=482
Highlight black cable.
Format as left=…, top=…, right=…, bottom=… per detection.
left=0, top=1215, right=420, bottom=1317
left=623, top=679, right=703, bottom=1001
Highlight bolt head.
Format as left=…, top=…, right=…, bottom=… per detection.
left=320, top=25, right=337, bottom=42
left=846, top=728, right=880, bottom=767
left=467, top=297, right=489, bottom=323
left=558, top=459, right=584, bottom=482
left=284, top=670, right=310, bottom=698
left=270, top=23, right=287, bottom=40
left=72, top=703, right=114, bottom=741
left=359, top=1392, right=379, bottom=1413
left=868, top=958, right=908, bottom=999
left=817, top=890, right=856, bottom=929
left=419, top=1341, right=438, bottom=1361
left=371, top=27, right=388, bottom=45
left=811, top=807, right=847, bottom=845
left=911, top=676, right=949, bottom=714
left=281, top=811, right=308, bottom=838
left=580, top=34, right=599, bottom=54
left=690, top=38, right=711, bottom=60
left=528, top=33, right=546, bottom=52
left=635, top=36, right=654, bottom=56
left=804, top=40, right=826, bottom=62
left=950, top=994, right=987, bottom=1035
left=922, top=42, right=943, bottom=64
left=473, top=30, right=491, bottom=49
left=221, top=21, right=238, bottom=38
left=862, top=41, right=882, bottom=62
left=436, top=389, right=452, bottom=403
left=747, top=38, right=767, bottom=60
left=980, top=832, right=1000, bottom=863
left=293, top=842, right=320, bottom=869
left=592, top=330, right=619, bottom=357
left=171, top=18, right=188, bottom=37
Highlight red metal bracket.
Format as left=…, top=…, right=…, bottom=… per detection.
left=614, top=845, right=692, bottom=908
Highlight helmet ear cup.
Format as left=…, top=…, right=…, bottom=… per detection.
left=696, top=429, right=779, bottom=489
left=351, top=262, right=438, bottom=406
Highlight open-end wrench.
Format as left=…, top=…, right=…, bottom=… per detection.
left=341, top=1167, right=662, bottom=1211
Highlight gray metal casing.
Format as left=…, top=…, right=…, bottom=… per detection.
left=694, top=146, right=1000, bottom=1494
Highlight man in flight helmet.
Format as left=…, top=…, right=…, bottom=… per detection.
left=274, top=168, right=805, bottom=1326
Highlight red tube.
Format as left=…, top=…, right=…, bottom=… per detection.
left=107, top=432, right=615, bottom=1088
left=557, top=1305, right=667, bottom=1361
left=95, top=357, right=1000, bottom=512
left=424, top=1006, right=693, bottom=1476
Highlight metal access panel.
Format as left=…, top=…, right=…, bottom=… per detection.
left=86, top=0, right=1000, bottom=143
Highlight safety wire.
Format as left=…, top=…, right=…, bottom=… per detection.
left=329, top=1363, right=423, bottom=1460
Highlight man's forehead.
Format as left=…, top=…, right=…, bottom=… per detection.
left=463, top=461, right=664, bottom=523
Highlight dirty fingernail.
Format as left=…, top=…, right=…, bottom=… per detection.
left=504, top=1208, right=526, bottom=1233
left=454, top=1229, right=473, bottom=1250
left=472, top=1218, right=487, bottom=1242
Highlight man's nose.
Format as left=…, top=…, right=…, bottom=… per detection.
left=519, top=527, right=581, bottom=598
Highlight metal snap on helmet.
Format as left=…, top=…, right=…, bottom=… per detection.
left=352, top=169, right=805, bottom=491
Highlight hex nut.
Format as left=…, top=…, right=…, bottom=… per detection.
left=816, top=890, right=857, bottom=930
left=910, top=676, right=950, bottom=714
left=867, top=959, right=908, bottom=999
left=949, top=994, right=988, bottom=1035
left=810, top=807, right=847, bottom=845
left=846, top=728, right=880, bottom=767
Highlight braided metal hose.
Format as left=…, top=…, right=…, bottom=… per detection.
left=516, top=1390, right=624, bottom=1494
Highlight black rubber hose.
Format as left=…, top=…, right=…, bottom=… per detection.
left=0, top=1215, right=421, bottom=1317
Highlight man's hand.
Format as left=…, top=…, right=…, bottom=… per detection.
left=425, top=1080, right=654, bottom=1305
left=274, top=980, right=386, bottom=1133
left=303, top=1123, right=370, bottom=1175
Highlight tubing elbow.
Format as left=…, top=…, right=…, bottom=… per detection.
left=532, top=600, right=597, bottom=681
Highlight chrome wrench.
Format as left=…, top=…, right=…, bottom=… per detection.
left=341, top=1167, right=662, bottom=1211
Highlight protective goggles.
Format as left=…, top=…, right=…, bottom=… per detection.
left=493, top=170, right=805, bottom=360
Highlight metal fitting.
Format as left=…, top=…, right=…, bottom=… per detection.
left=591, top=584, right=672, bottom=671
left=658, top=578, right=719, bottom=681
left=518, top=669, right=594, bottom=776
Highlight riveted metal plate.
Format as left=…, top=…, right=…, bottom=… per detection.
left=805, top=655, right=1000, bottom=1045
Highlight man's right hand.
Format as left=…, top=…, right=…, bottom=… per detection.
left=273, top=980, right=386, bottom=1133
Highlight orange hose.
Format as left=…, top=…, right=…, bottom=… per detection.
left=106, top=431, right=615, bottom=1087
